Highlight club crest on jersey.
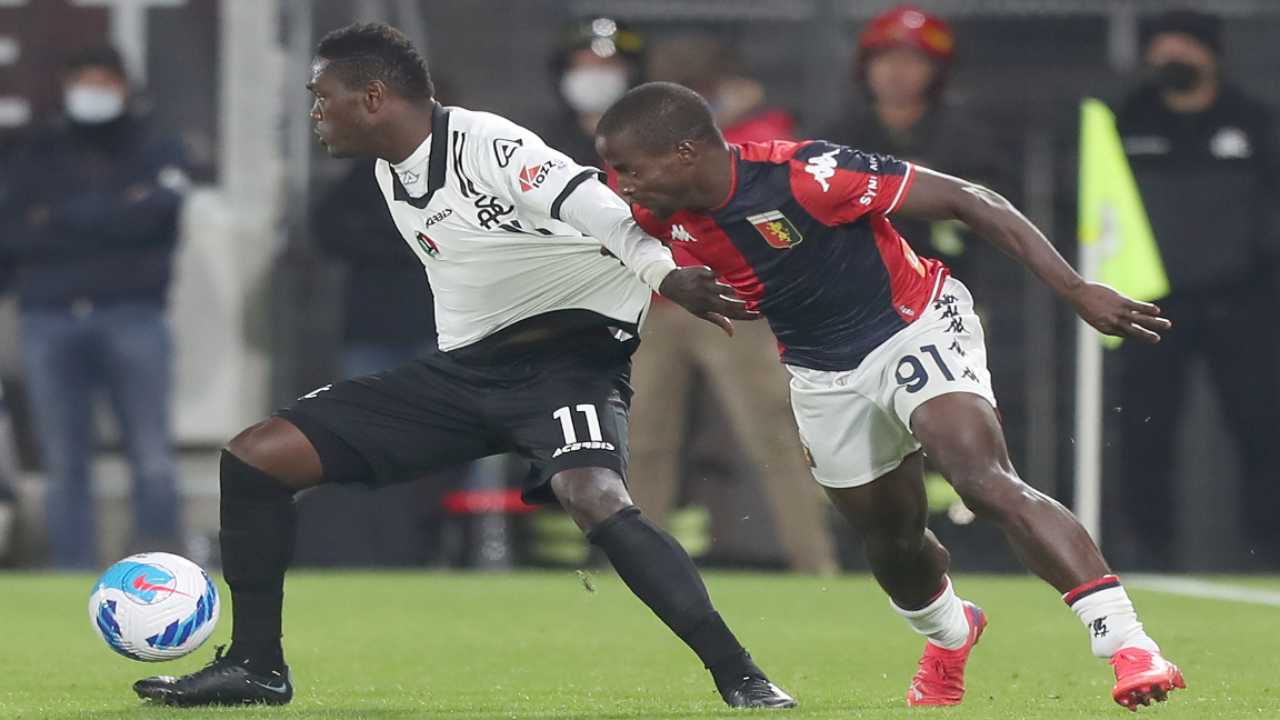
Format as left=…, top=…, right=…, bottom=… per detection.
left=416, top=231, right=441, bottom=258
left=747, top=210, right=803, bottom=249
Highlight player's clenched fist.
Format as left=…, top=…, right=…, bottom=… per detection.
left=659, top=265, right=760, bottom=336
left=1068, top=281, right=1172, bottom=344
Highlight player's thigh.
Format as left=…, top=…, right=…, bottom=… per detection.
left=501, top=339, right=634, bottom=505
left=824, top=451, right=928, bottom=541
left=910, top=391, right=1013, bottom=482
left=788, top=364, right=920, bottom=490
left=276, top=356, right=500, bottom=489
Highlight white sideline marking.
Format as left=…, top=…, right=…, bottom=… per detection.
left=1126, top=574, right=1280, bottom=607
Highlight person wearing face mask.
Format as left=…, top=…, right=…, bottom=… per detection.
left=538, top=17, right=645, bottom=167
left=1112, top=10, right=1280, bottom=570
left=0, top=46, right=190, bottom=568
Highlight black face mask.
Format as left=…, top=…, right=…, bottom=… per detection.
left=1152, top=61, right=1202, bottom=92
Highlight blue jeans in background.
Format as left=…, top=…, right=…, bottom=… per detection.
left=20, top=301, right=179, bottom=568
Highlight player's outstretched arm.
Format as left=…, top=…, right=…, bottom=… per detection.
left=557, top=179, right=758, bottom=335
left=896, top=167, right=1171, bottom=344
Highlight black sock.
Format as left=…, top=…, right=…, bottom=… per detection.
left=219, top=450, right=296, bottom=671
left=587, top=506, right=760, bottom=689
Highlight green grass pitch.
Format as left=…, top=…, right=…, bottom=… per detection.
left=2, top=571, right=1277, bottom=719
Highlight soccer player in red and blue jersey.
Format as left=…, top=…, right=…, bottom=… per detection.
left=596, top=82, right=1185, bottom=711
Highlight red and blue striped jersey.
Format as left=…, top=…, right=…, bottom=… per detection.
left=633, top=140, right=948, bottom=371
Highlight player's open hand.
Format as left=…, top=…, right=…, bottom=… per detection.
left=659, top=266, right=760, bottom=336
left=1068, top=281, right=1171, bottom=344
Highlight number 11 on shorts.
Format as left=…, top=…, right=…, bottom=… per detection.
left=553, top=404, right=603, bottom=444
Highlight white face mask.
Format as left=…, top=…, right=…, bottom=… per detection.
left=559, top=65, right=629, bottom=115
left=64, top=85, right=126, bottom=124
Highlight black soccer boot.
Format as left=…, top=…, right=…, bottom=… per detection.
left=719, top=674, right=798, bottom=709
left=133, top=645, right=292, bottom=706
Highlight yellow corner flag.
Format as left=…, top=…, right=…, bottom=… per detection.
left=1077, top=98, right=1170, bottom=348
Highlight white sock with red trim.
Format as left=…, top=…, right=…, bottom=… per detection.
left=892, top=576, right=970, bottom=650
left=1064, top=575, right=1159, bottom=658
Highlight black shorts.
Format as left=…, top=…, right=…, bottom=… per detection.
left=278, top=326, right=635, bottom=504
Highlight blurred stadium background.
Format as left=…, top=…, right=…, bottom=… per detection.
left=0, top=0, right=1277, bottom=575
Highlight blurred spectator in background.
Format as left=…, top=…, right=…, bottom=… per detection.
left=0, top=46, right=189, bottom=567
left=629, top=32, right=836, bottom=574
left=0, top=382, right=19, bottom=562
left=539, top=17, right=645, bottom=166
left=819, top=4, right=1010, bottom=283
left=313, top=159, right=436, bottom=377
left=1114, top=10, right=1280, bottom=569
left=646, top=32, right=795, bottom=143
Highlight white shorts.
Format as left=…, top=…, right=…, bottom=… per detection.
left=787, top=277, right=997, bottom=489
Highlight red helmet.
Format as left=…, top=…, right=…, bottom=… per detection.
left=857, top=5, right=955, bottom=64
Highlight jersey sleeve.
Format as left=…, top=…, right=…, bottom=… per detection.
left=464, top=116, right=676, bottom=291
left=464, top=117, right=605, bottom=223
left=788, top=140, right=915, bottom=226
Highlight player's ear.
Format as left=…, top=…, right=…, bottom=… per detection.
left=364, top=79, right=387, bottom=113
left=675, top=139, right=698, bottom=164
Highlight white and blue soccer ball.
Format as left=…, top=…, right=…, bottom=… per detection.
left=88, top=552, right=219, bottom=661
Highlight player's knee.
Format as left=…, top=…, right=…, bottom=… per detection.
left=225, top=421, right=269, bottom=463
left=550, top=469, right=633, bottom=530
left=224, top=418, right=320, bottom=491
left=219, top=447, right=295, bottom=503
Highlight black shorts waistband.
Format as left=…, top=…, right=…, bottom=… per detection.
left=445, top=310, right=638, bottom=365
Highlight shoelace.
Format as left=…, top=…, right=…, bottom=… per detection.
left=917, top=655, right=955, bottom=685
left=1111, top=650, right=1150, bottom=671
left=198, top=645, right=242, bottom=674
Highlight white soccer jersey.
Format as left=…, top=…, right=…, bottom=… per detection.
left=373, top=103, right=676, bottom=351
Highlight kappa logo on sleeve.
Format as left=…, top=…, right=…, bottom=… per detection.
left=669, top=224, right=698, bottom=243
left=804, top=148, right=841, bottom=192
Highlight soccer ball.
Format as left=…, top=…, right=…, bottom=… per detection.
left=88, top=552, right=219, bottom=661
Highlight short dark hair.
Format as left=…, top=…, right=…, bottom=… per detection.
left=316, top=23, right=434, bottom=100
left=65, top=46, right=127, bottom=79
left=596, top=81, right=722, bottom=151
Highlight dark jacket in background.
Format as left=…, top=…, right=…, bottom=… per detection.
left=313, top=160, right=436, bottom=347
left=1117, top=83, right=1278, bottom=293
left=1, top=113, right=187, bottom=308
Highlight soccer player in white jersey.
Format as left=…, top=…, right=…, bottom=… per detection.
left=133, top=24, right=794, bottom=709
